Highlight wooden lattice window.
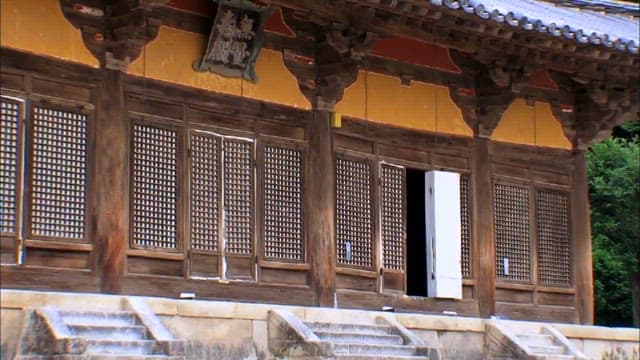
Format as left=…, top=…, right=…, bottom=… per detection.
left=460, top=175, right=472, bottom=278
left=223, top=138, right=254, bottom=255
left=536, top=190, right=571, bottom=286
left=263, top=145, right=304, bottom=261
left=336, top=157, right=373, bottom=268
left=131, top=123, right=178, bottom=249
left=30, top=107, right=87, bottom=240
left=380, top=163, right=404, bottom=270
left=494, top=183, right=531, bottom=282
left=0, top=98, right=21, bottom=235
left=190, top=132, right=221, bottom=252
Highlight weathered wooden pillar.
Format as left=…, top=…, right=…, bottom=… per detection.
left=61, top=0, right=167, bottom=293
left=94, top=69, right=128, bottom=293
left=571, top=149, right=594, bottom=324
left=472, top=136, right=496, bottom=317
left=307, top=109, right=336, bottom=307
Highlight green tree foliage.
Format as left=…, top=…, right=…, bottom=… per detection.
left=588, top=124, right=640, bottom=327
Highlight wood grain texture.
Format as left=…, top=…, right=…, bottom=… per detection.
left=571, top=150, right=594, bottom=324
left=473, top=137, right=496, bottom=317
left=93, top=70, right=128, bottom=293
left=307, top=110, right=336, bottom=306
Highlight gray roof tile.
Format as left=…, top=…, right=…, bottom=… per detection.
left=431, top=0, right=639, bottom=53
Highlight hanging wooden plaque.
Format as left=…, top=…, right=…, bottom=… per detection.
left=193, top=0, right=271, bottom=82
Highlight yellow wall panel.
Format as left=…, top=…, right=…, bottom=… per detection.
left=493, top=99, right=536, bottom=145
left=0, top=0, right=98, bottom=68
left=128, top=26, right=310, bottom=110
left=492, top=99, right=571, bottom=149
left=435, top=86, right=473, bottom=136
left=534, top=101, right=571, bottom=149
left=335, top=71, right=366, bottom=120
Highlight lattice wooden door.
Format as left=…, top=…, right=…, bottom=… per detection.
left=0, top=96, right=23, bottom=264
left=188, top=130, right=255, bottom=280
left=379, top=163, right=406, bottom=292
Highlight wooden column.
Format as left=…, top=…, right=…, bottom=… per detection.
left=571, top=149, right=594, bottom=324
left=307, top=109, right=336, bottom=307
left=94, top=69, right=128, bottom=293
left=472, top=136, right=496, bottom=317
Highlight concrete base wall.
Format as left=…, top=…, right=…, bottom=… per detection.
left=1, top=289, right=638, bottom=360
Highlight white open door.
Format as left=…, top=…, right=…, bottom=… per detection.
left=425, top=170, right=462, bottom=299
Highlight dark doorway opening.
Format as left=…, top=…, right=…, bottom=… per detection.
left=406, top=168, right=427, bottom=297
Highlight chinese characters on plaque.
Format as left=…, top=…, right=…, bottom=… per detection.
left=193, top=0, right=271, bottom=82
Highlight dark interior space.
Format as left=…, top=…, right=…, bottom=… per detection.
left=406, top=168, right=427, bottom=297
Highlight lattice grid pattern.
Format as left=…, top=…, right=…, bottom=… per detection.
left=190, top=133, right=221, bottom=252
left=263, top=146, right=304, bottom=261
left=381, top=164, right=404, bottom=270
left=494, top=183, right=531, bottom=281
left=536, top=190, right=571, bottom=286
left=131, top=123, right=177, bottom=249
left=460, top=175, right=472, bottom=278
left=31, top=107, right=87, bottom=239
left=0, top=99, right=20, bottom=234
left=223, top=139, right=254, bottom=255
left=336, top=158, right=373, bottom=268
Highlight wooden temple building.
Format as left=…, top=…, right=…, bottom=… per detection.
left=1, top=0, right=638, bottom=326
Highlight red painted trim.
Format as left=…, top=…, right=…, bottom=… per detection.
left=371, top=37, right=461, bottom=74
left=167, top=0, right=215, bottom=15
left=265, top=8, right=295, bottom=37
left=527, top=70, right=559, bottom=91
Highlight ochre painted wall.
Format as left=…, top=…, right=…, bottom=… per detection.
left=127, top=26, right=311, bottom=110
left=335, top=71, right=473, bottom=137
left=493, top=99, right=571, bottom=149
left=0, top=0, right=98, bottom=68
left=0, top=3, right=570, bottom=148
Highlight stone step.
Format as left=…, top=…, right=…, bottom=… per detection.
left=305, top=321, right=394, bottom=336
left=539, top=355, right=576, bottom=360
left=335, top=355, right=428, bottom=360
left=333, top=343, right=419, bottom=356
left=69, top=324, right=148, bottom=340
left=315, top=331, right=405, bottom=345
left=527, top=344, right=567, bottom=355
left=86, top=339, right=159, bottom=355
left=517, top=333, right=556, bottom=346
left=60, top=311, right=139, bottom=327
left=89, top=356, right=185, bottom=360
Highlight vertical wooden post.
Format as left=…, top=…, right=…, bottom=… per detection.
left=94, top=69, right=128, bottom=293
left=472, top=136, right=496, bottom=317
left=307, top=109, right=336, bottom=307
left=571, top=149, right=594, bottom=324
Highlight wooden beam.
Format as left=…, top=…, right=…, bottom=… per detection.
left=93, top=69, right=129, bottom=293
left=571, top=150, right=594, bottom=324
left=307, top=110, right=336, bottom=307
left=472, top=137, right=496, bottom=317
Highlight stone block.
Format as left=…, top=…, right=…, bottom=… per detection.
left=176, top=300, right=235, bottom=318
left=233, top=302, right=272, bottom=320
left=438, top=330, right=484, bottom=360
left=303, top=307, right=375, bottom=324
left=397, top=313, right=484, bottom=332
left=144, top=296, right=178, bottom=316
left=44, top=292, right=121, bottom=312
left=1, top=308, right=24, bottom=360
left=1, top=290, right=47, bottom=309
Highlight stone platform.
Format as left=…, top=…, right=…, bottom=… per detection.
left=1, top=289, right=637, bottom=359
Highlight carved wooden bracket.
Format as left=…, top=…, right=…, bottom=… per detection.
left=282, top=10, right=378, bottom=111
left=61, top=0, right=168, bottom=70
left=550, top=72, right=639, bottom=149
left=449, top=52, right=516, bottom=138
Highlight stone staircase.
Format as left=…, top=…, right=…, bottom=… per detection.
left=306, top=320, right=429, bottom=359
left=16, top=298, right=184, bottom=360
left=268, top=309, right=434, bottom=359
left=485, top=320, right=587, bottom=360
